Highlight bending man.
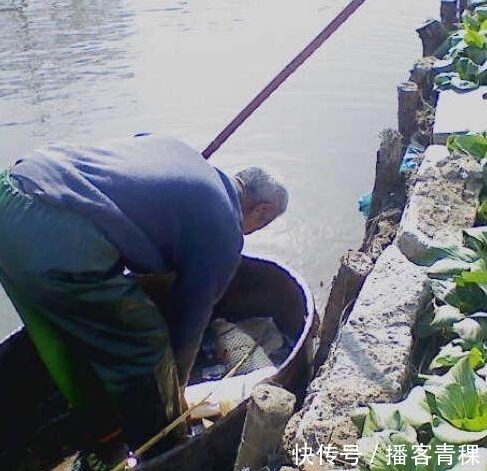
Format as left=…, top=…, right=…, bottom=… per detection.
left=0, top=133, right=288, bottom=468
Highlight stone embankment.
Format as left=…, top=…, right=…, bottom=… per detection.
left=280, top=1, right=485, bottom=470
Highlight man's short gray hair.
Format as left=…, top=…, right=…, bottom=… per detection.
left=235, top=167, right=288, bottom=216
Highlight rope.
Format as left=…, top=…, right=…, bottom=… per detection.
left=201, top=0, right=368, bottom=159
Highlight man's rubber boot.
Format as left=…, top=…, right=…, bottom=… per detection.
left=117, top=374, right=179, bottom=459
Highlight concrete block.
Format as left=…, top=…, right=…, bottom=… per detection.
left=433, top=86, right=487, bottom=144
left=396, top=145, right=482, bottom=264
left=282, top=245, right=431, bottom=469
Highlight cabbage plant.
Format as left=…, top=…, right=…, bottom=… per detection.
left=434, top=6, right=487, bottom=90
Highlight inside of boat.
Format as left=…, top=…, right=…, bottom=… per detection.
left=0, top=255, right=315, bottom=471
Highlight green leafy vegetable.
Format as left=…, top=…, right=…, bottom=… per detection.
left=427, top=259, right=476, bottom=280
left=431, top=415, right=487, bottom=443
left=430, top=341, right=469, bottom=369
left=427, top=304, right=465, bottom=334
left=357, top=435, right=460, bottom=471
left=464, top=28, right=486, bottom=49
left=357, top=430, right=418, bottom=471
left=430, top=339, right=486, bottom=370
left=449, top=447, right=487, bottom=471
left=444, top=281, right=487, bottom=314
left=453, top=313, right=487, bottom=342
left=446, top=133, right=487, bottom=161
left=424, top=358, right=487, bottom=441
left=463, top=226, right=487, bottom=254
left=354, top=387, right=432, bottom=437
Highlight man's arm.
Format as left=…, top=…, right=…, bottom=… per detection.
left=169, top=230, right=242, bottom=388
left=170, top=256, right=241, bottom=387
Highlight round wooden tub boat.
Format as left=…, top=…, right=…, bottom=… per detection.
left=0, top=255, right=316, bottom=471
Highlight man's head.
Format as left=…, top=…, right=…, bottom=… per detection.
left=234, top=167, right=288, bottom=235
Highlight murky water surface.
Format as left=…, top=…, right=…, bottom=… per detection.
left=0, top=0, right=439, bottom=337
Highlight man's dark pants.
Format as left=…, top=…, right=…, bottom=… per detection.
left=0, top=171, right=181, bottom=449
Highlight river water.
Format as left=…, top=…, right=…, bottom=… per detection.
left=0, top=0, right=439, bottom=338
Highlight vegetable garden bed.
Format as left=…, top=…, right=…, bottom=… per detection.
left=282, top=2, right=487, bottom=470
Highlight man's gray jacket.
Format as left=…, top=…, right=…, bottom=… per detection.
left=10, top=133, right=244, bottom=374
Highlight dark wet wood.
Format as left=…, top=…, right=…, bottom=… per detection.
left=441, top=0, right=458, bottom=29
left=313, top=250, right=373, bottom=372
left=409, top=57, right=436, bottom=101
left=416, top=19, right=448, bottom=58
left=398, top=81, right=421, bottom=146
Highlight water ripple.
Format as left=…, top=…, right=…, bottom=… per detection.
left=0, top=0, right=135, bottom=103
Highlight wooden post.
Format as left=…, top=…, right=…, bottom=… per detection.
left=361, top=129, right=406, bottom=257
left=313, top=250, right=373, bottom=372
left=368, top=129, right=403, bottom=216
left=234, top=384, right=296, bottom=471
left=416, top=19, right=448, bottom=57
left=409, top=57, right=436, bottom=101
left=398, top=81, right=420, bottom=146
left=440, top=0, right=458, bottom=29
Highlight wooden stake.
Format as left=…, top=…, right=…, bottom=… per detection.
left=440, top=0, right=458, bottom=29
left=313, top=250, right=373, bottom=371
left=233, top=384, right=296, bottom=471
left=367, top=129, right=404, bottom=221
left=416, top=19, right=448, bottom=57
left=398, top=81, right=420, bottom=146
left=409, top=57, right=436, bottom=101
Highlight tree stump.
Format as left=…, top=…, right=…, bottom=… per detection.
left=416, top=19, right=448, bottom=57
left=233, top=384, right=296, bottom=471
